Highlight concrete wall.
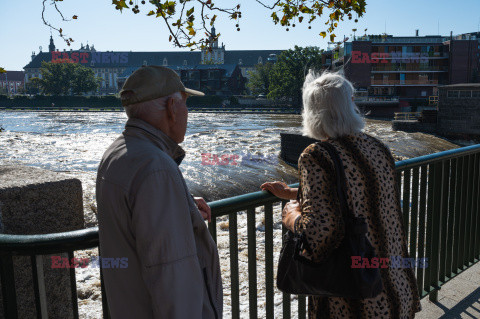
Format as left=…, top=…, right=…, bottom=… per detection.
left=448, top=40, right=480, bottom=84
left=0, top=165, right=84, bottom=318
left=437, top=89, right=480, bottom=137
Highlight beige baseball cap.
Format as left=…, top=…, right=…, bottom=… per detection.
left=119, top=65, right=204, bottom=106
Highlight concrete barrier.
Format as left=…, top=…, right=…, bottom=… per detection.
left=0, top=165, right=84, bottom=318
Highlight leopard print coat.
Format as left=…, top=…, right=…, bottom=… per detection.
left=295, top=132, right=421, bottom=319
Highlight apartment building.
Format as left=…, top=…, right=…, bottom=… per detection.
left=331, top=31, right=480, bottom=108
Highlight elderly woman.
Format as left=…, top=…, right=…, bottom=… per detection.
left=261, top=71, right=421, bottom=318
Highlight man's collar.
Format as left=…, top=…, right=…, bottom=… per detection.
left=124, top=118, right=186, bottom=165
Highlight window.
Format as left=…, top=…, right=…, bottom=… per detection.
left=459, top=90, right=471, bottom=98
left=183, top=60, right=188, bottom=66
left=143, top=60, right=147, bottom=66
left=163, top=58, right=168, bottom=66
left=239, top=59, right=243, bottom=65
left=472, top=90, right=480, bottom=98
left=258, top=56, right=263, bottom=64
left=447, top=90, right=459, bottom=98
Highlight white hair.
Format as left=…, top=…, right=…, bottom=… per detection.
left=123, top=92, right=183, bottom=118
left=301, top=70, right=365, bottom=140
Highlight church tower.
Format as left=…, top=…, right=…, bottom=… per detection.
left=201, top=26, right=225, bottom=64
left=48, top=35, right=56, bottom=52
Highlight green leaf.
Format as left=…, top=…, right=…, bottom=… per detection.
left=0, top=67, right=6, bottom=74
left=186, top=7, right=194, bottom=16
left=319, top=31, right=326, bottom=38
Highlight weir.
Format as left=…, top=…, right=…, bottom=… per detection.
left=0, top=144, right=479, bottom=318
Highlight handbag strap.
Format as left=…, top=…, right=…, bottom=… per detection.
left=317, top=142, right=354, bottom=220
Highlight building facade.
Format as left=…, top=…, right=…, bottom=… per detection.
left=24, top=32, right=282, bottom=96
left=330, top=32, right=480, bottom=107
left=0, top=71, right=25, bottom=95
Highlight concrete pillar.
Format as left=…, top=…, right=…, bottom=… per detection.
left=0, top=165, right=84, bottom=318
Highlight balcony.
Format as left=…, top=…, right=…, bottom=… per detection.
left=371, top=79, right=439, bottom=86
left=372, top=65, right=448, bottom=73
left=369, top=51, right=449, bottom=59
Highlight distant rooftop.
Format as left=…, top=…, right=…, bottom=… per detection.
left=354, top=35, right=447, bottom=44
left=352, top=31, right=479, bottom=44
left=1, top=71, right=24, bottom=81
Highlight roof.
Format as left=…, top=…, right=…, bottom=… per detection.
left=353, top=35, right=447, bottom=44
left=2, top=71, right=24, bottom=81
left=118, top=64, right=240, bottom=78
left=24, top=51, right=201, bottom=69
left=439, top=83, right=480, bottom=89
left=24, top=49, right=285, bottom=69
left=223, top=50, right=284, bottom=66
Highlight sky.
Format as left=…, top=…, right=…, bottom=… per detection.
left=1, top=0, right=480, bottom=70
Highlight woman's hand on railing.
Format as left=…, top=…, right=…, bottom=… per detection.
left=260, top=181, right=298, bottom=200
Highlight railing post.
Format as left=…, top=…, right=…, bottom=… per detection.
left=228, top=212, right=240, bottom=319
left=264, top=204, right=274, bottom=319
left=0, top=253, right=18, bottom=319
left=68, top=251, right=79, bottom=319
left=31, top=255, right=48, bottom=319
left=247, top=208, right=257, bottom=319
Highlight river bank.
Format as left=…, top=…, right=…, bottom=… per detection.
left=0, top=106, right=300, bottom=114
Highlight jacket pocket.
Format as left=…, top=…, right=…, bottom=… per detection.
left=202, top=267, right=219, bottom=319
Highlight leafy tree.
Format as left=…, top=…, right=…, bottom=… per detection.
left=26, top=77, right=43, bottom=95
left=42, top=0, right=367, bottom=49
left=37, top=61, right=98, bottom=95
left=268, top=46, right=324, bottom=107
left=71, top=66, right=99, bottom=95
left=247, top=62, right=274, bottom=96
left=39, top=61, right=75, bottom=95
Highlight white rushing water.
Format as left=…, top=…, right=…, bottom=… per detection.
left=0, top=111, right=459, bottom=318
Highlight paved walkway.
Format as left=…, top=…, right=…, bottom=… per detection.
left=416, top=261, right=480, bottom=318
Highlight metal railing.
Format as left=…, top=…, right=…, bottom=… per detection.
left=1, top=144, right=480, bottom=318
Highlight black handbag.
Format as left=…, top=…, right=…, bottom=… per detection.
left=276, top=141, right=383, bottom=299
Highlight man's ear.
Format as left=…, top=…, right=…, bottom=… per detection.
left=165, top=97, right=177, bottom=123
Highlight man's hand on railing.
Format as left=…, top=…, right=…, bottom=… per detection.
left=193, top=197, right=211, bottom=222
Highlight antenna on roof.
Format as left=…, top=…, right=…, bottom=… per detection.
left=437, top=19, right=440, bottom=35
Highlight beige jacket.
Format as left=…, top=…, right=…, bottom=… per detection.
left=96, top=118, right=222, bottom=319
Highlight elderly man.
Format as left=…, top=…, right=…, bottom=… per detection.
left=96, top=66, right=222, bottom=318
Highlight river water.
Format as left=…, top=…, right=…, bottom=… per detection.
left=0, top=111, right=462, bottom=318
left=0, top=111, right=458, bottom=225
